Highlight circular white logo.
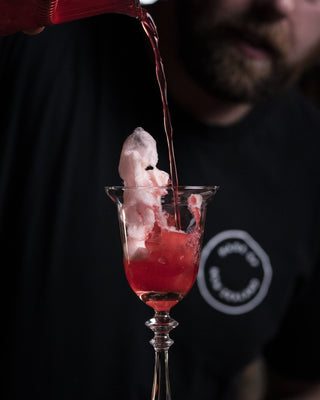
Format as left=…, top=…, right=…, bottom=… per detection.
left=197, top=230, right=273, bottom=315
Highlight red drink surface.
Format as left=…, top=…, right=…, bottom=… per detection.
left=124, top=227, right=200, bottom=311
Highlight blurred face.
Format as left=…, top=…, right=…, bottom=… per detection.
left=174, top=0, right=320, bottom=102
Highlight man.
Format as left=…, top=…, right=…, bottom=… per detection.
left=1, top=0, right=320, bottom=399
left=154, top=0, right=320, bottom=397
left=151, top=1, right=320, bottom=399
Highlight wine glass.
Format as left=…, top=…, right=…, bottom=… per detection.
left=106, top=185, right=218, bottom=400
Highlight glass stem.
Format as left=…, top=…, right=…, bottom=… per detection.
left=146, top=311, right=179, bottom=400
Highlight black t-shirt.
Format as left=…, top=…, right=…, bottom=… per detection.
left=1, top=14, right=320, bottom=400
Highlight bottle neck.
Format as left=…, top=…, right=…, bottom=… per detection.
left=47, top=0, right=142, bottom=25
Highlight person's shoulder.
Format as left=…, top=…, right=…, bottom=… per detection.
left=249, top=87, right=320, bottom=136
left=260, top=87, right=320, bottom=181
left=292, top=87, right=320, bottom=121
left=278, top=87, right=320, bottom=131
left=262, top=87, right=320, bottom=151
left=286, top=88, right=320, bottom=181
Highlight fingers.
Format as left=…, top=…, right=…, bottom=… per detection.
left=23, top=27, right=45, bottom=35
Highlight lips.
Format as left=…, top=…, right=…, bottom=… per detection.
left=236, top=38, right=271, bottom=60
left=225, top=28, right=281, bottom=61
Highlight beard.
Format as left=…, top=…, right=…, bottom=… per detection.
left=175, top=5, right=316, bottom=103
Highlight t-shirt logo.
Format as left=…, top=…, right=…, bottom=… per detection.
left=197, top=230, right=273, bottom=315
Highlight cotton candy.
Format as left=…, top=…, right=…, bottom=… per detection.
left=119, top=128, right=169, bottom=259
left=119, top=127, right=169, bottom=187
left=119, top=127, right=202, bottom=260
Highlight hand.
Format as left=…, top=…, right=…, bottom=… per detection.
left=23, top=27, right=45, bottom=35
left=265, top=368, right=320, bottom=400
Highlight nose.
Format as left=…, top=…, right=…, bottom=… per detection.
left=272, top=0, right=295, bottom=14
left=254, top=0, right=296, bottom=20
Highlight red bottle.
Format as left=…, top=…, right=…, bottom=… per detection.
left=0, top=0, right=143, bottom=36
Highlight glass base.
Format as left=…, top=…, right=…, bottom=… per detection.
left=146, top=311, right=178, bottom=400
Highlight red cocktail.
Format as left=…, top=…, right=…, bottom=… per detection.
left=124, top=227, right=200, bottom=311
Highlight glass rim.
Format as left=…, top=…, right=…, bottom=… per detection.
left=105, top=185, right=219, bottom=191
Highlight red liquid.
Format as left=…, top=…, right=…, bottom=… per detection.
left=140, top=11, right=181, bottom=231
left=140, top=11, right=179, bottom=190
left=124, top=227, right=200, bottom=311
left=124, top=14, right=189, bottom=311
